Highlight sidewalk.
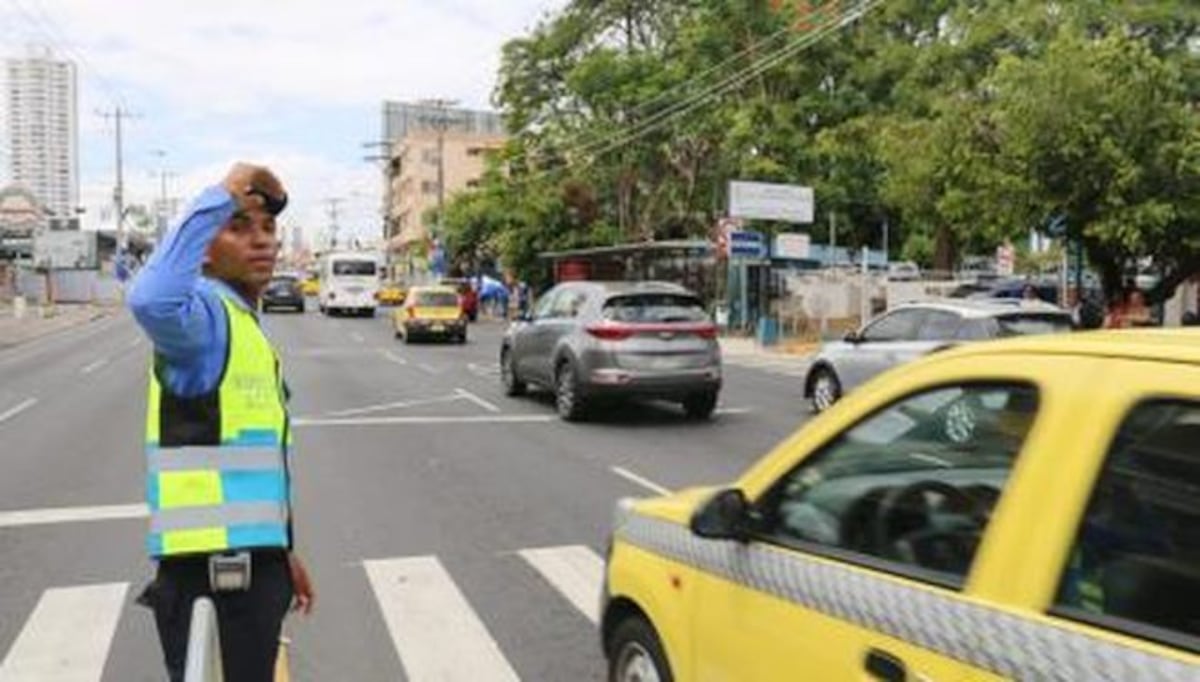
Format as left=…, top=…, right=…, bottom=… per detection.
left=0, top=301, right=117, bottom=350
left=720, top=335, right=819, bottom=359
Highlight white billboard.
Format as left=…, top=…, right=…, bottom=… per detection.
left=33, top=231, right=97, bottom=270
left=729, top=181, right=814, bottom=223
left=773, top=232, right=812, bottom=260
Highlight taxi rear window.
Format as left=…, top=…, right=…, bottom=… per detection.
left=1054, top=399, right=1200, bottom=652
left=414, top=292, right=458, bottom=307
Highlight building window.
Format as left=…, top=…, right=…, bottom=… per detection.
left=421, top=180, right=439, bottom=195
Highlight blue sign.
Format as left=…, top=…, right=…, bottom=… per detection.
left=729, top=230, right=767, bottom=259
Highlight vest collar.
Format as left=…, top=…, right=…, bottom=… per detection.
left=206, top=277, right=258, bottom=318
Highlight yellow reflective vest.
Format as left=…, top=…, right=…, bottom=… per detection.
left=144, top=295, right=291, bottom=557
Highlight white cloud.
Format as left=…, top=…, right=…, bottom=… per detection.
left=3, top=0, right=563, bottom=248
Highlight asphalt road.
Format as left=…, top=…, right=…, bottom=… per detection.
left=0, top=305, right=814, bottom=681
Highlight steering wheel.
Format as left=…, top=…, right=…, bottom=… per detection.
left=871, top=480, right=986, bottom=573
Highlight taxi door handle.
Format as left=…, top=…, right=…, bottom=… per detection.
left=864, top=648, right=906, bottom=682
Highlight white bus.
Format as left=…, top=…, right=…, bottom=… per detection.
left=319, top=251, right=380, bottom=317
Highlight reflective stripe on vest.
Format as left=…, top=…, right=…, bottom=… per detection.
left=144, top=295, right=290, bottom=557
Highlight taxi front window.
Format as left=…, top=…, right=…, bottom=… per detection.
left=758, top=383, right=1039, bottom=583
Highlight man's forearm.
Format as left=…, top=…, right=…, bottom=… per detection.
left=127, top=186, right=234, bottom=357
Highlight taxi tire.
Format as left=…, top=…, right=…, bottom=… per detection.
left=608, top=616, right=673, bottom=682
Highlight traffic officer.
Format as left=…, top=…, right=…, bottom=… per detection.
left=129, top=162, right=315, bottom=682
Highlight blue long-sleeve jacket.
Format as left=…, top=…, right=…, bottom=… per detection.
left=128, top=185, right=254, bottom=397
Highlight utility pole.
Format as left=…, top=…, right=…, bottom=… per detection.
left=418, top=98, right=458, bottom=244
left=97, top=108, right=138, bottom=263
left=149, top=149, right=177, bottom=241
left=323, top=197, right=344, bottom=250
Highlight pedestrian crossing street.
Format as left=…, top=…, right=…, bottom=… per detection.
left=0, top=545, right=605, bottom=682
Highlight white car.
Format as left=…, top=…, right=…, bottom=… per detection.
left=887, top=261, right=921, bottom=281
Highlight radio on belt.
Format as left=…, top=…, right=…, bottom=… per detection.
left=208, top=551, right=252, bottom=592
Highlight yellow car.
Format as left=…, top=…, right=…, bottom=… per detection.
left=393, top=285, right=466, bottom=344
left=377, top=282, right=407, bottom=306
left=300, top=278, right=320, bottom=296
left=602, top=329, right=1200, bottom=681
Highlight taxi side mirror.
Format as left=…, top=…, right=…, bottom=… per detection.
left=690, top=488, right=751, bottom=542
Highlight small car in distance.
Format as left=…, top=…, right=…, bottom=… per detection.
left=804, top=299, right=1073, bottom=412
left=261, top=274, right=305, bottom=313
left=394, top=286, right=467, bottom=344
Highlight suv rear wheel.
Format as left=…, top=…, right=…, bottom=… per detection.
left=682, top=391, right=718, bottom=420
left=555, top=361, right=587, bottom=421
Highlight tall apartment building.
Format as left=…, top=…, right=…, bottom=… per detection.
left=381, top=102, right=506, bottom=253
left=4, top=47, right=79, bottom=223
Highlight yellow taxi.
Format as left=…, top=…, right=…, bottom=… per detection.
left=300, top=277, right=320, bottom=296
left=377, top=281, right=407, bottom=306
left=602, top=329, right=1200, bottom=681
left=393, top=285, right=467, bottom=344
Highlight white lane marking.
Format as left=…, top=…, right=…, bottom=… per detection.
left=610, top=466, right=671, bottom=496
left=0, top=398, right=37, bottom=425
left=0, top=582, right=128, bottom=682
left=323, top=394, right=462, bottom=418
left=416, top=363, right=438, bottom=374
left=0, top=504, right=148, bottom=529
left=713, top=407, right=753, bottom=416
left=517, top=546, right=604, bottom=624
left=381, top=350, right=408, bottom=365
left=79, top=357, right=109, bottom=375
left=455, top=388, right=501, bottom=414
left=0, top=315, right=122, bottom=370
left=294, top=415, right=556, bottom=427
left=350, top=332, right=365, bottom=344
left=365, top=556, right=519, bottom=682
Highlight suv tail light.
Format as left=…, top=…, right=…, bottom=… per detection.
left=587, top=322, right=717, bottom=340
left=586, top=323, right=635, bottom=341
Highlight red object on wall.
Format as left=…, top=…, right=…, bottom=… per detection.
left=556, top=259, right=592, bottom=282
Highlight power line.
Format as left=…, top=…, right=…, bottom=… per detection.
left=512, top=0, right=878, bottom=185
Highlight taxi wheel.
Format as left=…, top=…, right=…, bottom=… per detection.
left=608, top=616, right=672, bottom=682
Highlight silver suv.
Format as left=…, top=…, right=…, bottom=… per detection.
left=500, top=281, right=722, bottom=421
left=804, top=299, right=1074, bottom=413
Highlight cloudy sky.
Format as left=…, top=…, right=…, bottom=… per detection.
left=0, top=0, right=562, bottom=247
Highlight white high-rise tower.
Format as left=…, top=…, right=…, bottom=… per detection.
left=4, top=46, right=79, bottom=224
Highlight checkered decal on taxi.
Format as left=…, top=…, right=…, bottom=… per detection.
left=620, top=514, right=1198, bottom=682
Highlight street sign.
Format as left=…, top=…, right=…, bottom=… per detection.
left=729, top=230, right=767, bottom=259
left=773, top=232, right=811, bottom=260
left=729, top=181, right=814, bottom=224
left=34, top=231, right=97, bottom=270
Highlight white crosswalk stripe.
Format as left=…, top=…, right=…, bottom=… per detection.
left=518, top=545, right=605, bottom=624
left=1, top=546, right=607, bottom=681
left=0, top=582, right=128, bottom=682
left=364, top=555, right=520, bottom=682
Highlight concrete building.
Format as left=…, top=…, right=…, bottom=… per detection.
left=380, top=102, right=505, bottom=258
left=4, top=47, right=79, bottom=223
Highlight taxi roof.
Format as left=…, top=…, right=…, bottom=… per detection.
left=946, top=328, right=1200, bottom=366
left=408, top=285, right=458, bottom=294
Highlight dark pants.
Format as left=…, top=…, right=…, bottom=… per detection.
left=138, top=550, right=293, bottom=682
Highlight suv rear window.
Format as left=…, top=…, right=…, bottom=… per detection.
left=333, top=261, right=377, bottom=276
left=602, top=294, right=708, bottom=323
left=414, top=292, right=458, bottom=307
left=995, top=314, right=1072, bottom=337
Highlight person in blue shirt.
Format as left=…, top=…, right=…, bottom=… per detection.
left=129, top=163, right=314, bottom=681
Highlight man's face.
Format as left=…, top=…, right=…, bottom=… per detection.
left=206, top=208, right=279, bottom=293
